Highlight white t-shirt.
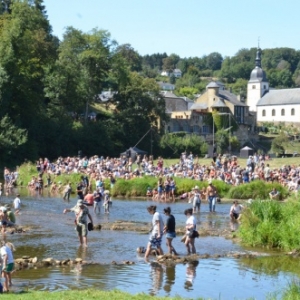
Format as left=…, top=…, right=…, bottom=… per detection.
left=13, top=197, right=21, bottom=209
left=152, top=211, right=164, bottom=236
left=1, top=245, right=14, bottom=264
left=186, top=215, right=196, bottom=234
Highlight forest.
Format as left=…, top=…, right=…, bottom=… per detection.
left=0, top=0, right=300, bottom=167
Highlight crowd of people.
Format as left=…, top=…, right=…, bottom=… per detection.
left=3, top=151, right=300, bottom=199
left=0, top=150, right=298, bottom=290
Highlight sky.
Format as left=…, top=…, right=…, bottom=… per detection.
left=43, top=0, right=300, bottom=58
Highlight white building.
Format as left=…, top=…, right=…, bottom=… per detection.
left=247, top=48, right=300, bottom=127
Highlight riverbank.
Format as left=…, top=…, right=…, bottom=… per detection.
left=15, top=162, right=290, bottom=200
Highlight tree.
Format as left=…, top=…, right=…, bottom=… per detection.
left=114, top=43, right=142, bottom=72
left=44, top=27, right=113, bottom=120
left=0, top=115, right=27, bottom=164
left=271, top=133, right=289, bottom=155
left=112, top=72, right=168, bottom=151
left=162, top=54, right=180, bottom=72
left=205, top=52, right=223, bottom=70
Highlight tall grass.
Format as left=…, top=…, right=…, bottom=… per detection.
left=239, top=197, right=300, bottom=250
left=226, top=180, right=289, bottom=200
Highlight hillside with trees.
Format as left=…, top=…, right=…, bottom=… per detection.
left=0, top=0, right=299, bottom=167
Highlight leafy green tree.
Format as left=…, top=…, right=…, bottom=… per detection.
left=114, top=43, right=142, bottom=72
left=177, top=87, right=198, bottom=99
left=215, top=128, right=229, bottom=154
left=205, top=52, right=223, bottom=70
left=160, top=133, right=207, bottom=158
left=162, top=53, right=180, bottom=72
left=0, top=115, right=27, bottom=164
left=113, top=72, right=168, bottom=152
left=271, top=133, right=289, bottom=155
left=45, top=27, right=113, bottom=119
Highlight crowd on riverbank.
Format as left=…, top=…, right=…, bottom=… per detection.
left=2, top=152, right=300, bottom=202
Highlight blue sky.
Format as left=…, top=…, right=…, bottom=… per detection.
left=43, top=0, right=300, bottom=58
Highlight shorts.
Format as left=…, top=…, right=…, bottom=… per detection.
left=94, top=201, right=101, bottom=208
left=158, top=187, right=163, bottom=194
left=0, top=221, right=7, bottom=226
left=232, top=212, right=239, bottom=219
left=193, top=202, right=201, bottom=209
left=149, top=234, right=162, bottom=248
left=3, top=262, right=14, bottom=273
left=165, top=232, right=176, bottom=239
left=76, top=223, right=87, bottom=237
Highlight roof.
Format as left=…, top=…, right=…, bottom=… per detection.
left=161, top=91, right=180, bottom=98
left=180, top=96, right=193, bottom=103
left=211, top=98, right=227, bottom=108
left=206, top=81, right=219, bottom=88
left=219, top=90, right=248, bottom=106
left=249, top=67, right=267, bottom=83
left=190, top=103, right=208, bottom=110
left=257, top=88, right=300, bottom=106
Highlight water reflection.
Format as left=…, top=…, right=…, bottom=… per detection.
left=149, top=262, right=164, bottom=296
left=184, top=260, right=199, bottom=290
left=163, top=265, right=175, bottom=293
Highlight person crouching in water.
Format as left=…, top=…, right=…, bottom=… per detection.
left=145, top=205, right=164, bottom=260
left=163, top=207, right=178, bottom=255
left=63, top=199, right=93, bottom=247
left=230, top=201, right=243, bottom=221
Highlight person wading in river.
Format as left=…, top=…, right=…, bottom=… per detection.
left=63, top=199, right=93, bottom=247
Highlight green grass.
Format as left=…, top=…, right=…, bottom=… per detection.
left=239, top=196, right=300, bottom=250
left=1, top=289, right=208, bottom=299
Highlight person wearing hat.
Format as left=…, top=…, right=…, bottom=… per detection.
left=206, top=180, right=217, bottom=212
left=189, top=186, right=201, bottom=213
left=63, top=199, right=93, bottom=247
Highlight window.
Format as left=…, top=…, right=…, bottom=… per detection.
left=262, top=109, right=266, bottom=117
left=281, top=109, right=285, bottom=116
left=272, top=109, right=275, bottom=116
left=264, top=85, right=266, bottom=89
left=252, top=85, right=256, bottom=89
left=291, top=108, right=295, bottom=116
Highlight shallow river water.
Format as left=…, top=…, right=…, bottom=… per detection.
left=1, top=191, right=300, bottom=299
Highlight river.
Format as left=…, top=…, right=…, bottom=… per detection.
left=1, top=191, right=299, bottom=299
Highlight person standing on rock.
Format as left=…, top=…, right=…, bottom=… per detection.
left=145, top=205, right=164, bottom=260
left=163, top=207, right=178, bottom=255
left=63, top=199, right=93, bottom=247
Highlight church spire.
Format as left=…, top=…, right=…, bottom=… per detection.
left=255, top=48, right=262, bottom=68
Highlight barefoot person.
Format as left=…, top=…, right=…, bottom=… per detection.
left=184, top=208, right=197, bottom=255
left=13, top=194, right=21, bottom=215
left=145, top=205, right=164, bottom=260
left=163, top=207, right=178, bottom=255
left=1, top=241, right=15, bottom=292
left=63, top=199, right=93, bottom=247
left=206, top=181, right=217, bottom=212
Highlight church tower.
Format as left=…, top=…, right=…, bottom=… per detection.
left=247, top=48, right=269, bottom=112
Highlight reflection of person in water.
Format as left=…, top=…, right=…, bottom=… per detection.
left=184, top=260, right=199, bottom=290
left=150, top=262, right=164, bottom=296
left=163, top=264, right=175, bottom=293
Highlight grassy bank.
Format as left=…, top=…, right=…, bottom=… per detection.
left=5, top=285, right=300, bottom=299
left=16, top=162, right=290, bottom=200
left=239, top=195, right=300, bottom=250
